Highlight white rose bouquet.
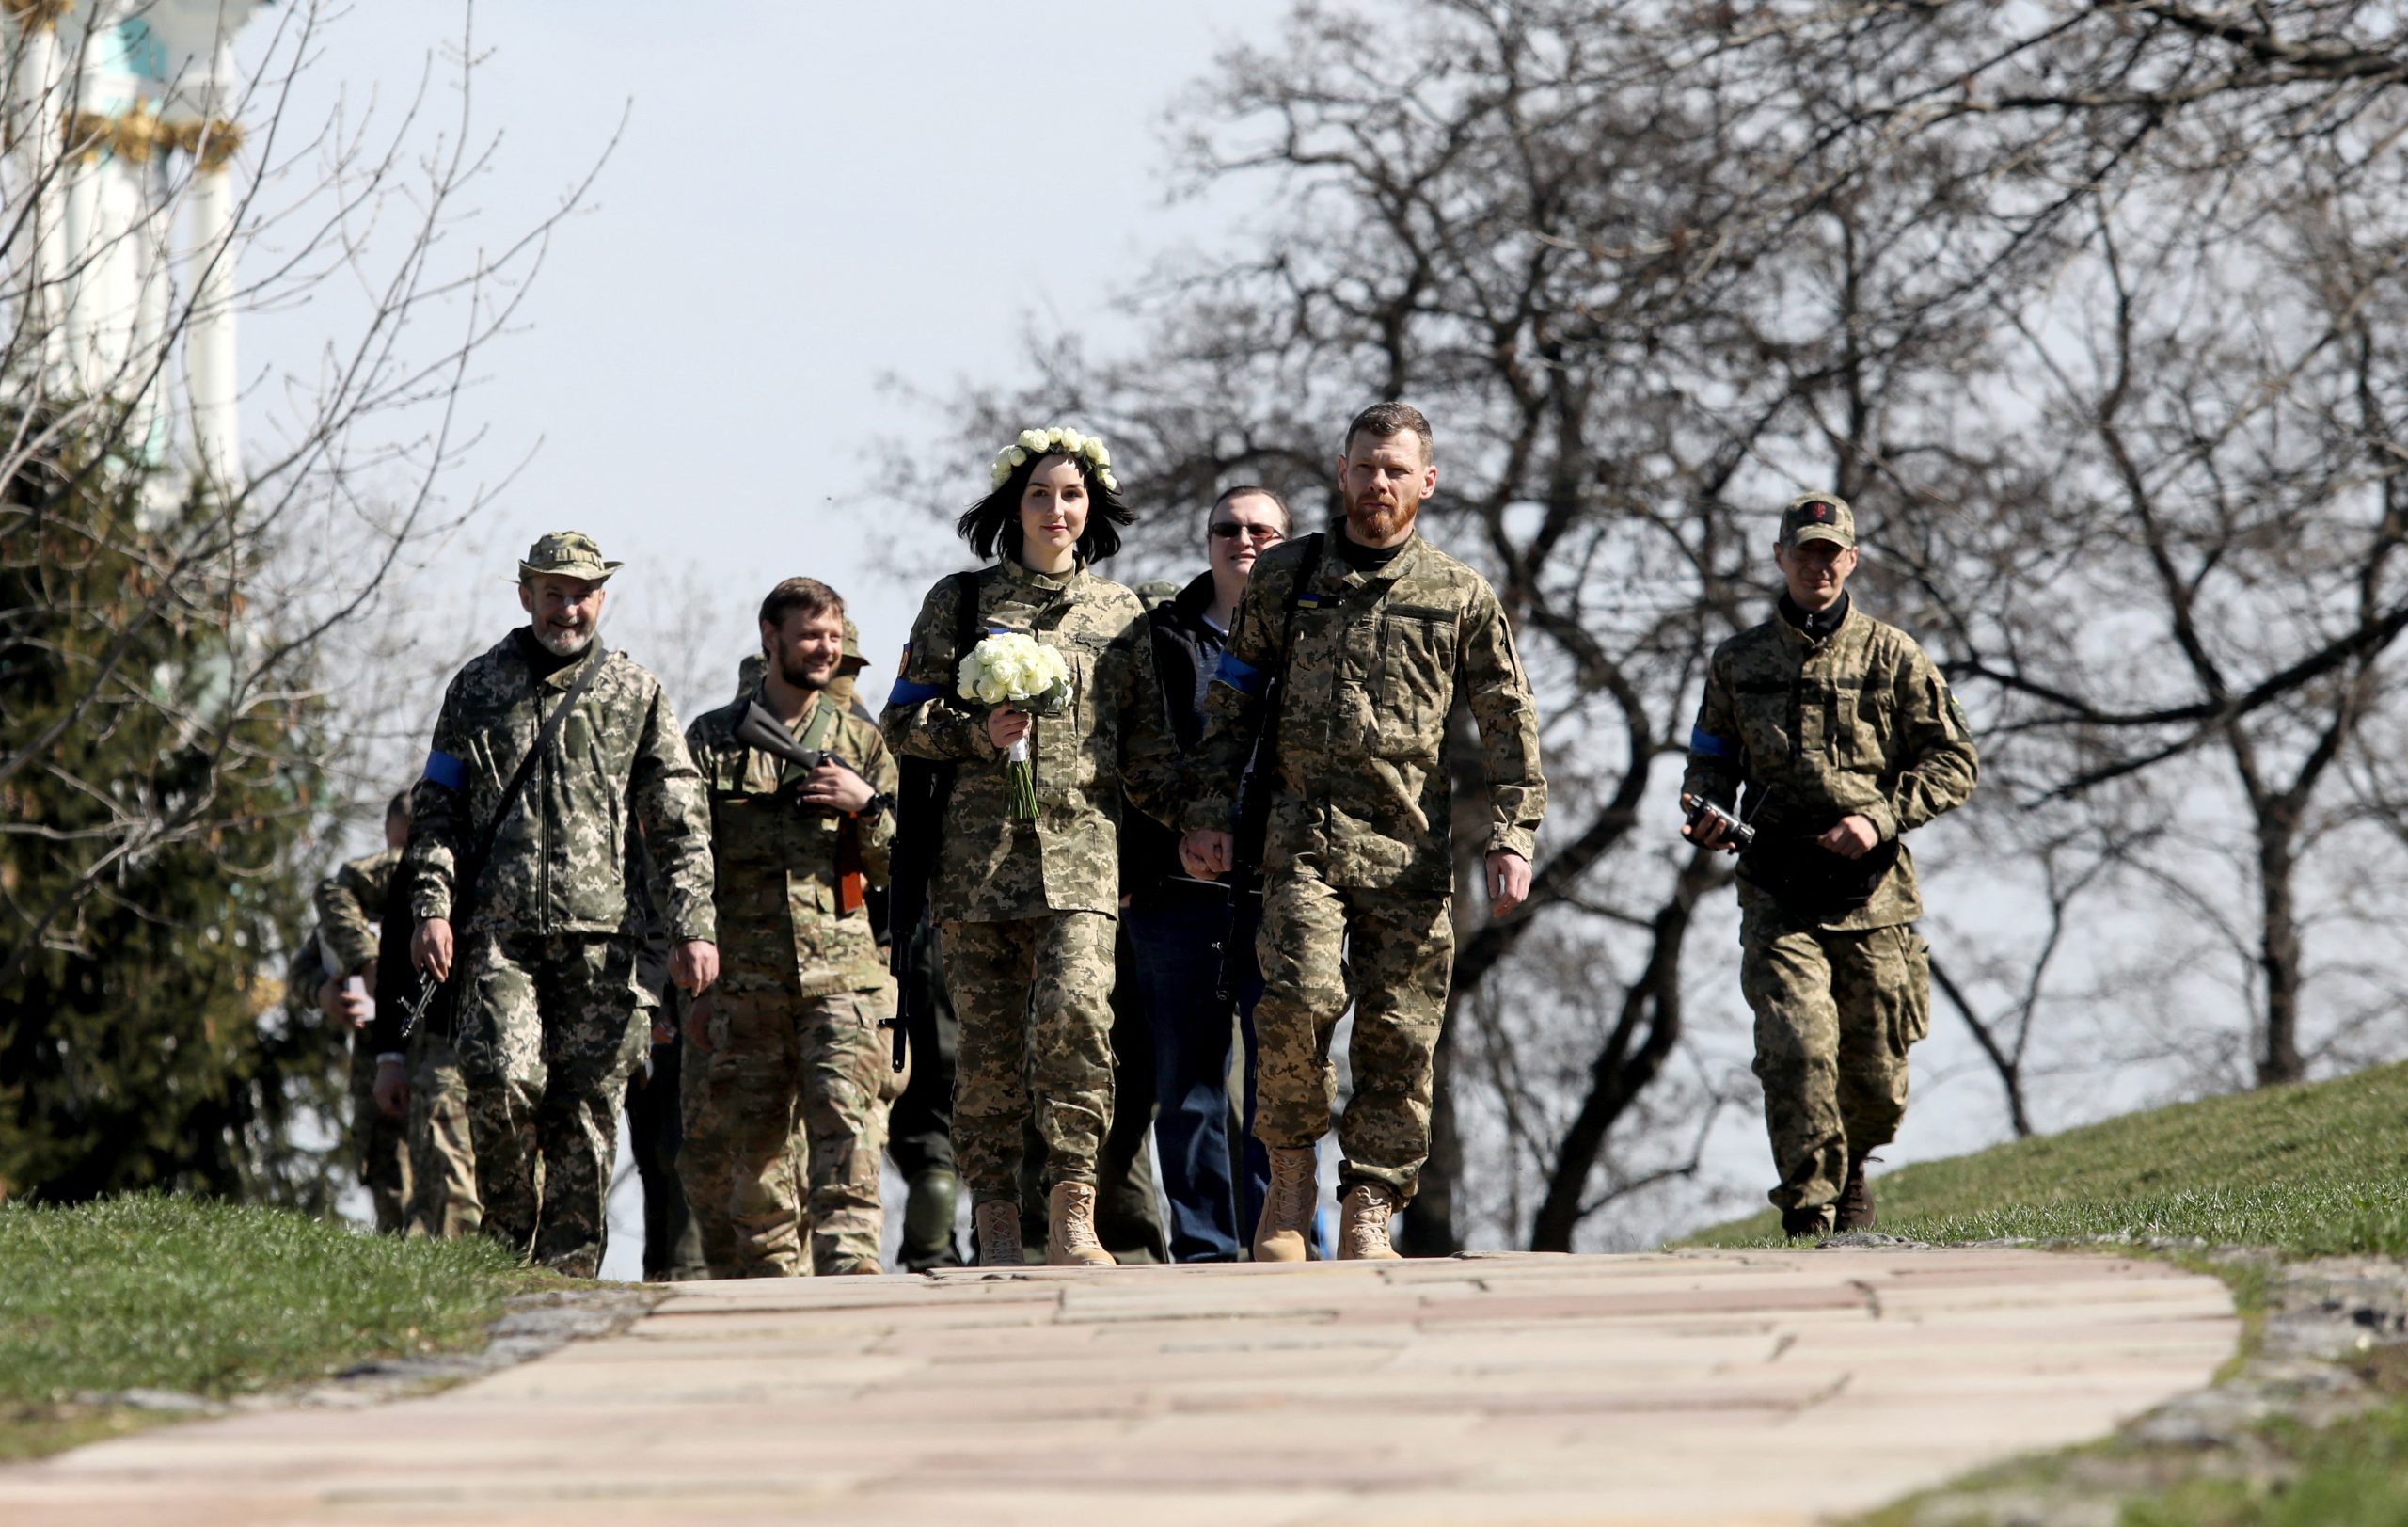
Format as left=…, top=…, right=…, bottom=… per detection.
left=958, top=632, right=1072, bottom=821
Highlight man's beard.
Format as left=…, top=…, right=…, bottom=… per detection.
left=533, top=621, right=593, bottom=658
left=776, top=650, right=832, bottom=691
left=1350, top=496, right=1418, bottom=542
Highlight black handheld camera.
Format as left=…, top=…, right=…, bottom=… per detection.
left=1685, top=797, right=1755, bottom=851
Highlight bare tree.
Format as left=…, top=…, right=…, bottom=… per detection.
left=0, top=1, right=615, bottom=1197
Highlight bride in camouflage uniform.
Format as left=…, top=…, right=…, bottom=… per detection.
left=881, top=429, right=1185, bottom=1267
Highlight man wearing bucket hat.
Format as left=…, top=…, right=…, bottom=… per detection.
left=395, top=531, right=718, bottom=1277
left=1680, top=493, right=1979, bottom=1240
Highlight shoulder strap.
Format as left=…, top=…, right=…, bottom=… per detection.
left=454, top=643, right=610, bottom=918
left=1253, top=533, right=1325, bottom=748
left=1274, top=533, right=1326, bottom=680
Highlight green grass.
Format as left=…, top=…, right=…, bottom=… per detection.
left=0, top=1195, right=531, bottom=1459
left=1685, top=1058, right=2408, bottom=1255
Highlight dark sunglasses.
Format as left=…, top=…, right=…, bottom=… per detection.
left=1210, top=523, right=1285, bottom=542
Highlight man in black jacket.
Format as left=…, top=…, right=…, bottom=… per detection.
left=1123, top=485, right=1300, bottom=1261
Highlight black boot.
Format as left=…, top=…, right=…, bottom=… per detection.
left=900, top=1168, right=964, bottom=1271
left=1781, top=1203, right=1833, bottom=1240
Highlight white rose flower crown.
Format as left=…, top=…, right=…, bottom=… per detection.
left=990, top=426, right=1119, bottom=495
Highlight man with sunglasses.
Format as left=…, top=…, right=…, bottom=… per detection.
left=1119, top=486, right=1297, bottom=1261
left=1681, top=493, right=1979, bottom=1240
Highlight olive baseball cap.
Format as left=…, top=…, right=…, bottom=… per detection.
left=840, top=616, right=871, bottom=673
left=517, top=530, right=623, bottom=584
left=1780, top=493, right=1855, bottom=549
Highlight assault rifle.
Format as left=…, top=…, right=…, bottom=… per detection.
left=732, top=699, right=870, bottom=915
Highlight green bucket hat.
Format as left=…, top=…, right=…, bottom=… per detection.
left=518, top=530, right=623, bottom=584
left=839, top=616, right=870, bottom=674
left=1780, top=493, right=1856, bottom=550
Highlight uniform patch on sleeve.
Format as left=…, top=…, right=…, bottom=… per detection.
left=423, top=749, right=467, bottom=790
left=886, top=677, right=944, bottom=707
left=1687, top=726, right=1737, bottom=760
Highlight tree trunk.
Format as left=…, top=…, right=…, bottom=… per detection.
left=2256, top=817, right=2305, bottom=1086
left=1527, top=856, right=1713, bottom=1251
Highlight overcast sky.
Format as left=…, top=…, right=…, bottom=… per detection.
left=241, top=1, right=1292, bottom=722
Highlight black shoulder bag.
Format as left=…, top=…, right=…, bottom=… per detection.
left=373, top=645, right=611, bottom=1050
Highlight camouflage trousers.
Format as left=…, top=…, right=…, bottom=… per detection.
left=347, top=1035, right=408, bottom=1233
left=1740, top=916, right=1932, bottom=1214
left=405, top=1029, right=481, bottom=1241
left=1253, top=868, right=1453, bottom=1205
left=453, top=930, right=645, bottom=1278
left=944, top=912, right=1117, bottom=1204
left=679, top=984, right=890, bottom=1277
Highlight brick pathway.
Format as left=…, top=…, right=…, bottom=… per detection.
left=0, top=1248, right=2236, bottom=1525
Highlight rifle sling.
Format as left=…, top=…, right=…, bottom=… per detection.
left=1252, top=532, right=1327, bottom=793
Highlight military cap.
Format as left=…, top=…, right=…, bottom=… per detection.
left=839, top=616, right=871, bottom=674
left=518, top=530, right=623, bottom=584
left=1780, top=493, right=1855, bottom=550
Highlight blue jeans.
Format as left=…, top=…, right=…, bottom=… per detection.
left=1125, top=887, right=1266, bottom=1263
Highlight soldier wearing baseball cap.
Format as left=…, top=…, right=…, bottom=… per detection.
left=1780, top=493, right=1856, bottom=549
left=1679, top=489, right=1978, bottom=1241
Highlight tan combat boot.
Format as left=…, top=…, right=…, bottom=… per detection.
left=1045, top=1182, right=1116, bottom=1267
left=973, top=1198, right=1023, bottom=1268
left=1338, top=1183, right=1403, bottom=1261
left=1253, top=1146, right=1318, bottom=1263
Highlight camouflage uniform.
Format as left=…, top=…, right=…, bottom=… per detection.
left=1185, top=532, right=1545, bottom=1205
left=321, top=847, right=483, bottom=1240
left=1683, top=495, right=1979, bottom=1220
left=881, top=558, right=1183, bottom=1204
left=284, top=915, right=406, bottom=1223
left=405, top=548, right=715, bottom=1279
left=679, top=682, right=898, bottom=1277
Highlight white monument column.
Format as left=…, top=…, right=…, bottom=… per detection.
left=182, top=116, right=240, bottom=492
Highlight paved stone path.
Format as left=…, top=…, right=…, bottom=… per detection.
left=0, top=1248, right=2236, bottom=1525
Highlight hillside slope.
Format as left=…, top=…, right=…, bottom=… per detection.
left=1685, top=1059, right=2408, bottom=1253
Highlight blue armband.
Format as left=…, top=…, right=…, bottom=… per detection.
left=1213, top=650, right=1268, bottom=697
left=886, top=677, right=944, bottom=707
left=422, top=749, right=467, bottom=789
left=1687, top=726, right=1736, bottom=761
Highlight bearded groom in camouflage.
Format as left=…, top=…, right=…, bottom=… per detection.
left=1682, top=494, right=1978, bottom=1239
left=1181, top=402, right=1547, bottom=1261
left=680, top=578, right=900, bottom=1277
left=398, top=532, right=719, bottom=1277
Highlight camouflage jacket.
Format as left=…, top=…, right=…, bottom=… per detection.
left=1682, top=600, right=1979, bottom=930
left=404, top=632, right=716, bottom=944
left=686, top=685, right=896, bottom=998
left=881, top=558, right=1183, bottom=922
left=1182, top=532, right=1547, bottom=896
left=313, top=846, right=400, bottom=975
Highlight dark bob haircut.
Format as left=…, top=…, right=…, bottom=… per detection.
left=956, top=443, right=1135, bottom=565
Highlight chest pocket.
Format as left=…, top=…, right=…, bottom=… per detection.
left=1735, top=680, right=1793, bottom=767
left=1370, top=605, right=1459, bottom=756
left=1057, top=630, right=1107, bottom=739
left=1846, top=679, right=1895, bottom=771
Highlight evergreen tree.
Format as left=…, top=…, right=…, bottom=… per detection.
left=0, top=417, right=345, bottom=1204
